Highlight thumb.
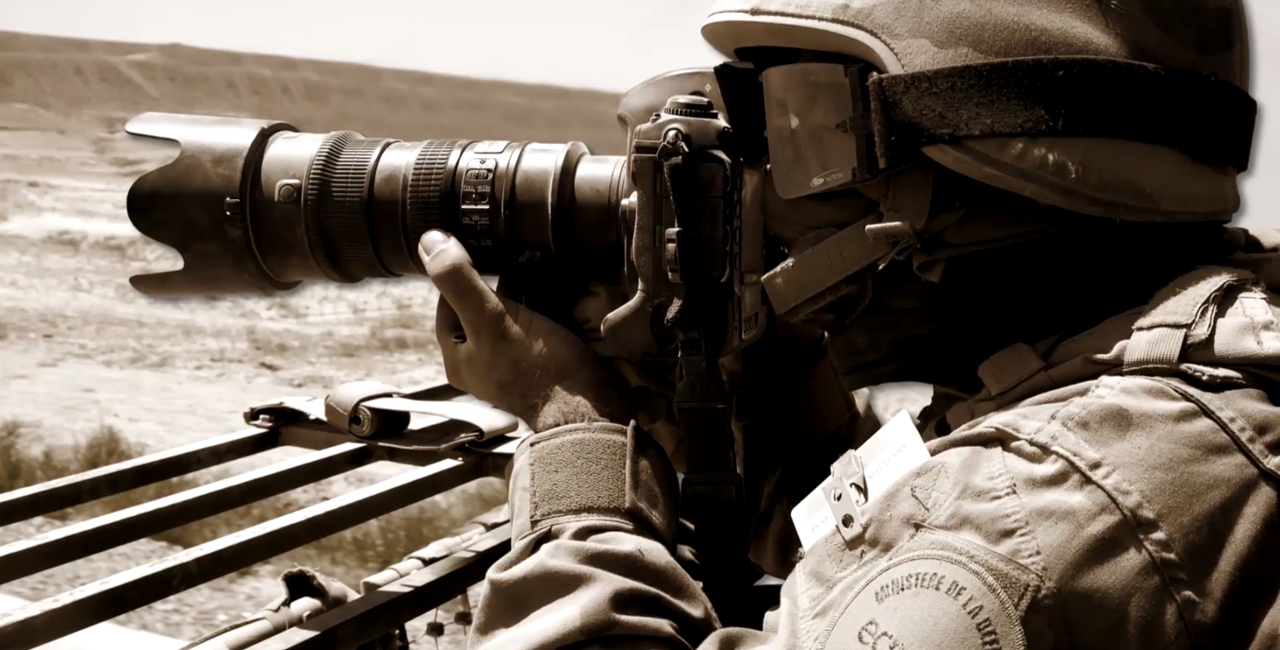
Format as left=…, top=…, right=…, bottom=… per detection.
left=419, top=230, right=507, bottom=341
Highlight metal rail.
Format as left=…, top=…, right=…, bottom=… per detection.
left=250, top=524, right=512, bottom=650
left=0, top=428, right=279, bottom=526
left=0, top=383, right=520, bottom=650
left=0, top=442, right=375, bottom=585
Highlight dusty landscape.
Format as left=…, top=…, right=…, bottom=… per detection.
left=0, top=30, right=933, bottom=648
left=0, top=28, right=624, bottom=447
left=0, top=30, right=626, bottom=648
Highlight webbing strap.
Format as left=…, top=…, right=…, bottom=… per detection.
left=1123, top=327, right=1189, bottom=370
left=761, top=215, right=894, bottom=320
left=951, top=267, right=1270, bottom=433
left=509, top=422, right=679, bottom=549
left=360, top=397, right=518, bottom=439
left=322, top=380, right=519, bottom=440
left=1123, top=267, right=1257, bottom=372
left=870, top=56, right=1257, bottom=172
left=973, top=268, right=1258, bottom=393
left=977, top=342, right=1047, bottom=397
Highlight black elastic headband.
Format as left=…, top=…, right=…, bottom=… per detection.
left=716, top=56, right=1258, bottom=173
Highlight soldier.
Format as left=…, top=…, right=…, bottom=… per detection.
left=418, top=0, right=1280, bottom=648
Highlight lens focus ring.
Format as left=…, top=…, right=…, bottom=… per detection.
left=406, top=140, right=464, bottom=270
left=304, top=132, right=393, bottom=283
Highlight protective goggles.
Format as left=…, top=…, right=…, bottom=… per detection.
left=620, top=57, right=1257, bottom=200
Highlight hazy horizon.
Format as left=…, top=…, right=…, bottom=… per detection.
left=1, top=0, right=1275, bottom=228
left=0, top=1, right=727, bottom=92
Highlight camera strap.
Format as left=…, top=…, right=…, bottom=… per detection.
left=658, top=135, right=763, bottom=625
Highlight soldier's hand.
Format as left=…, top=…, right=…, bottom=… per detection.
left=418, top=229, right=634, bottom=431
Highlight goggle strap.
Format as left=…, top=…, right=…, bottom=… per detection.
left=869, top=56, right=1257, bottom=172
left=843, top=63, right=879, bottom=183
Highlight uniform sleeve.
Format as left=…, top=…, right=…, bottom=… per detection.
left=469, top=521, right=712, bottom=650
left=467, top=422, right=781, bottom=650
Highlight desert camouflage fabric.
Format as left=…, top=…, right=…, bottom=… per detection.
left=467, top=235, right=1280, bottom=649
left=702, top=0, right=1252, bottom=223
left=705, top=0, right=1249, bottom=87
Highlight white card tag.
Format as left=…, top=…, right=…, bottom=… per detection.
left=790, top=410, right=930, bottom=552
left=790, top=475, right=838, bottom=552
left=859, top=410, right=932, bottom=501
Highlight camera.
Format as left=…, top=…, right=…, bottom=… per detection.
left=126, top=68, right=767, bottom=362
left=125, top=69, right=776, bottom=622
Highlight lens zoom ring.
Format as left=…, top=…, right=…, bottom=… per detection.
left=406, top=140, right=464, bottom=244
left=305, top=132, right=390, bottom=283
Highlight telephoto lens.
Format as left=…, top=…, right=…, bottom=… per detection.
left=123, top=113, right=630, bottom=297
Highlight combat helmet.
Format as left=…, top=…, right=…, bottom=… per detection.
left=701, top=0, right=1256, bottom=223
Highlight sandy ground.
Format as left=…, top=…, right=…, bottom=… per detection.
left=0, top=104, right=489, bottom=647
left=0, top=106, right=451, bottom=448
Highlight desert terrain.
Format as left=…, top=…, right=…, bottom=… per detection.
left=0, top=28, right=625, bottom=445
left=0, top=30, right=625, bottom=648
left=0, top=30, right=931, bottom=648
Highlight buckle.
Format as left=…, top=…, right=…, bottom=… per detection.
left=822, top=449, right=869, bottom=543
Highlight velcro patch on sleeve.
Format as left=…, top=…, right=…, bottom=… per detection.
left=821, top=551, right=1027, bottom=650
left=511, top=422, right=680, bottom=548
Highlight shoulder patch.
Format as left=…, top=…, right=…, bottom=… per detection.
left=820, top=551, right=1027, bottom=650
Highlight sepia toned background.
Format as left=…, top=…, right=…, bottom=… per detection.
left=0, top=1, right=1274, bottom=648
left=6, top=0, right=1278, bottom=228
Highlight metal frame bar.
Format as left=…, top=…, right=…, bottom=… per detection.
left=0, top=428, right=278, bottom=526
left=248, top=524, right=513, bottom=650
left=0, top=383, right=520, bottom=650
left=0, top=441, right=375, bottom=585
left=0, top=457, right=485, bottom=650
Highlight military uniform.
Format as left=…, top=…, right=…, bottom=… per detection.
left=463, top=0, right=1274, bottom=647
left=470, top=251, right=1280, bottom=650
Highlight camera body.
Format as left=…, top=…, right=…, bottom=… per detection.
left=602, top=91, right=767, bottom=363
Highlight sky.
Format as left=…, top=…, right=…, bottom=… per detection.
left=0, top=0, right=1276, bottom=228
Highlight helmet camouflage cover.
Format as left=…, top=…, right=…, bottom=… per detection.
left=702, top=0, right=1253, bottom=222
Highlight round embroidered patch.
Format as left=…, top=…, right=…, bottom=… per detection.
left=822, top=551, right=1027, bottom=650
